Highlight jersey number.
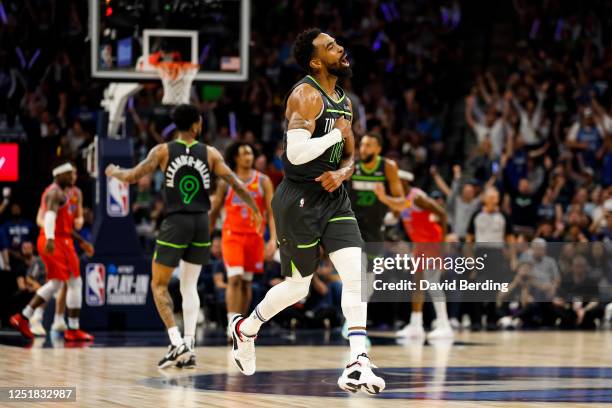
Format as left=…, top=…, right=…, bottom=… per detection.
left=179, top=175, right=200, bottom=204
left=324, top=118, right=344, bottom=164
left=356, top=191, right=377, bottom=206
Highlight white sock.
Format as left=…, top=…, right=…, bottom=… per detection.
left=433, top=302, right=449, bottom=326
left=184, top=335, right=194, bottom=349
left=348, top=329, right=368, bottom=360
left=410, top=311, right=423, bottom=326
left=22, top=305, right=34, bottom=319
left=239, top=306, right=268, bottom=337
left=179, top=260, right=200, bottom=348
left=54, top=313, right=64, bottom=324
left=68, top=317, right=79, bottom=330
left=32, top=307, right=44, bottom=322
left=168, top=326, right=183, bottom=346
left=228, top=312, right=238, bottom=323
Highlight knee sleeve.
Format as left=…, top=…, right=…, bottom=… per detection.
left=66, top=276, right=82, bottom=309
left=257, top=274, right=312, bottom=319
left=329, top=247, right=367, bottom=327
left=179, top=260, right=201, bottom=311
left=36, top=279, right=63, bottom=302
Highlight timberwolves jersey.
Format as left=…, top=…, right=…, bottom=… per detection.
left=164, top=140, right=211, bottom=214
left=282, top=75, right=351, bottom=183
left=349, top=157, right=388, bottom=241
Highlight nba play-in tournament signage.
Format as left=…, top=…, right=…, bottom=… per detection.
left=86, top=263, right=149, bottom=306
left=106, top=177, right=129, bottom=217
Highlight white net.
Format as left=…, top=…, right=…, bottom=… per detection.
left=155, top=62, right=199, bottom=105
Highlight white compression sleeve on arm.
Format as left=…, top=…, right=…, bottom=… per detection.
left=43, top=211, right=56, bottom=239
left=286, top=128, right=342, bottom=165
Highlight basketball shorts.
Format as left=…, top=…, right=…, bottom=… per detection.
left=37, top=235, right=80, bottom=281
left=154, top=212, right=210, bottom=267
left=272, top=179, right=363, bottom=278
left=222, top=231, right=264, bottom=275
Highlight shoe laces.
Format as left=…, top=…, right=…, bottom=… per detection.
left=357, top=353, right=378, bottom=369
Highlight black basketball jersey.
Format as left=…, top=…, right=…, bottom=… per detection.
left=163, top=140, right=212, bottom=214
left=349, top=157, right=389, bottom=240
left=282, top=75, right=352, bottom=183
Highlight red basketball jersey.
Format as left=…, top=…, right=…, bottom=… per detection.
left=223, top=171, right=266, bottom=235
left=400, top=187, right=443, bottom=243
left=38, top=184, right=79, bottom=238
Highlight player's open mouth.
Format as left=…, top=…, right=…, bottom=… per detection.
left=341, top=55, right=349, bottom=66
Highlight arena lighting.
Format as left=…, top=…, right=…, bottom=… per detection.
left=106, top=7, right=113, bottom=17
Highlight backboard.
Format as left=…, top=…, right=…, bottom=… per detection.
left=90, top=0, right=249, bottom=82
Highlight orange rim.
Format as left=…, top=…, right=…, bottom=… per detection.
left=153, top=61, right=199, bottom=80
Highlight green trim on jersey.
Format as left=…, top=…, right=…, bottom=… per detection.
left=175, top=139, right=199, bottom=148
left=156, top=240, right=188, bottom=249
left=326, top=109, right=352, bottom=116
left=307, top=75, right=346, bottom=104
left=352, top=175, right=386, bottom=182
left=359, top=156, right=382, bottom=175
left=191, top=241, right=211, bottom=247
left=328, top=216, right=357, bottom=223
left=297, top=239, right=320, bottom=249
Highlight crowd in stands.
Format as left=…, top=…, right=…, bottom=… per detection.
left=0, top=1, right=610, bottom=332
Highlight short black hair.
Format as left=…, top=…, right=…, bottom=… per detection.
left=293, top=28, right=322, bottom=73
left=225, top=141, right=257, bottom=171
left=172, top=104, right=200, bottom=132
left=363, top=132, right=383, bottom=147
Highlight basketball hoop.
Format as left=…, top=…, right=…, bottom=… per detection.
left=153, top=61, right=198, bottom=105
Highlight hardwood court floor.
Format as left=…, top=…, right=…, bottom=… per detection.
left=1, top=330, right=611, bottom=407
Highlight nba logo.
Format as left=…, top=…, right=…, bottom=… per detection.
left=107, top=177, right=129, bottom=217
left=86, top=264, right=106, bottom=306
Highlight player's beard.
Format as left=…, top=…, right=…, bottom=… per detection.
left=328, top=63, right=353, bottom=80
left=361, top=153, right=376, bottom=164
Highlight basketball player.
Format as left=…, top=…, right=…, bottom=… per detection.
left=10, top=163, right=94, bottom=342
left=374, top=175, right=453, bottom=340
left=349, top=133, right=403, bottom=331
left=106, top=104, right=262, bottom=368
left=350, top=133, right=404, bottom=243
left=229, top=28, right=385, bottom=394
left=33, top=169, right=84, bottom=335
left=209, top=142, right=276, bottom=333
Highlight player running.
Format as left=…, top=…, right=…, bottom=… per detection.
left=228, top=28, right=385, bottom=395
left=209, top=142, right=276, bottom=334
left=106, top=104, right=262, bottom=368
left=374, top=173, right=453, bottom=340
left=10, top=162, right=94, bottom=342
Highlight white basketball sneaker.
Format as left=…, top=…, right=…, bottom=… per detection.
left=396, top=324, right=425, bottom=338
left=338, top=353, right=385, bottom=394
left=229, top=314, right=256, bottom=375
left=51, top=319, right=67, bottom=332
left=427, top=324, right=454, bottom=340
left=30, top=320, right=47, bottom=337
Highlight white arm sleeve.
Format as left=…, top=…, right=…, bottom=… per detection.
left=286, top=128, right=342, bottom=165
left=43, top=211, right=56, bottom=240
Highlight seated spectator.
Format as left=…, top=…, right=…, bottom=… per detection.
left=553, top=255, right=602, bottom=329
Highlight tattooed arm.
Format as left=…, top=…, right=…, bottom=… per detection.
left=105, top=144, right=168, bottom=184
left=207, top=146, right=264, bottom=231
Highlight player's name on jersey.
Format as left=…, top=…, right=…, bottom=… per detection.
left=165, top=155, right=211, bottom=189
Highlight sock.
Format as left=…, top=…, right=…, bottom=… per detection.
left=227, top=312, right=238, bottom=324
left=54, top=313, right=64, bottom=325
left=433, top=302, right=449, bottom=326
left=184, top=334, right=194, bottom=349
left=239, top=306, right=267, bottom=336
left=68, top=317, right=79, bottom=330
left=22, top=305, right=34, bottom=319
left=168, top=326, right=183, bottom=346
left=410, top=311, right=423, bottom=326
left=32, top=307, right=44, bottom=322
left=348, top=329, right=368, bottom=360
